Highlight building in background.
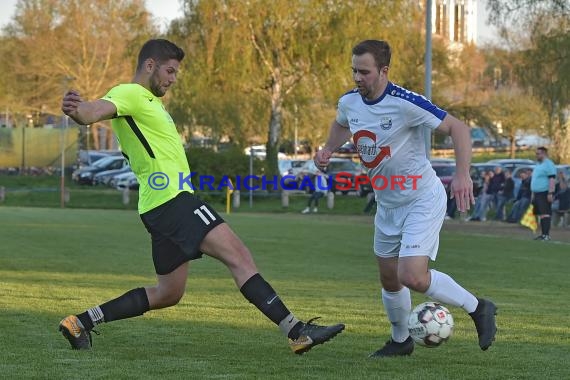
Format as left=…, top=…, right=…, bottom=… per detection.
left=432, top=0, right=478, bottom=45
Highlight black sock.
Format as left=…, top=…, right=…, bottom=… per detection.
left=77, top=288, right=150, bottom=331
left=541, top=217, right=551, bottom=236
left=240, top=273, right=303, bottom=339
left=76, top=312, right=94, bottom=331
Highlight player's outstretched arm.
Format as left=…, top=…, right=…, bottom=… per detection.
left=437, top=114, right=475, bottom=212
left=314, top=121, right=352, bottom=169
left=61, top=90, right=117, bottom=125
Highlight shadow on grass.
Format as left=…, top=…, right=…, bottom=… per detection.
left=2, top=307, right=568, bottom=380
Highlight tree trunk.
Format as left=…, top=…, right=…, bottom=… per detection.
left=509, top=133, right=516, bottom=159
left=553, top=114, right=569, bottom=163
left=266, top=68, right=282, bottom=187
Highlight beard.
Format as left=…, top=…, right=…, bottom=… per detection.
left=149, top=69, right=166, bottom=97
left=357, top=86, right=371, bottom=99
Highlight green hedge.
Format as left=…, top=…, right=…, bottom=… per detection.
left=186, top=147, right=266, bottom=187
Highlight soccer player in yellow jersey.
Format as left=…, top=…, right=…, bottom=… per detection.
left=59, top=39, right=344, bottom=354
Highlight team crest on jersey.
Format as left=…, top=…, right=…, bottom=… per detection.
left=379, top=116, right=392, bottom=130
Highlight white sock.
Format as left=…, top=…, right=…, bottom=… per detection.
left=278, top=313, right=300, bottom=337
left=424, top=269, right=478, bottom=313
left=382, top=287, right=411, bottom=343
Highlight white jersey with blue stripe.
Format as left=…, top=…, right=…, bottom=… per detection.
left=336, top=82, right=447, bottom=208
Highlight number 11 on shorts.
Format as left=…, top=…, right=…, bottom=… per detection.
left=193, top=205, right=217, bottom=225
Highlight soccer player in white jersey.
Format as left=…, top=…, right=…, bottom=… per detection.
left=315, top=40, right=497, bottom=357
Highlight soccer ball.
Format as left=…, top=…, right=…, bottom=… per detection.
left=408, top=302, right=454, bottom=347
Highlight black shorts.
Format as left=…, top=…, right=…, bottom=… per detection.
left=140, top=192, right=225, bottom=275
left=532, top=191, right=552, bottom=216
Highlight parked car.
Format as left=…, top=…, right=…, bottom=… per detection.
left=487, top=158, right=535, bottom=171
left=75, top=150, right=110, bottom=169
left=430, top=158, right=455, bottom=165
left=278, top=159, right=307, bottom=176
left=289, top=160, right=308, bottom=176
left=93, top=166, right=132, bottom=186
left=72, top=156, right=128, bottom=185
left=279, top=159, right=307, bottom=185
left=115, top=171, right=139, bottom=190
left=515, top=135, right=551, bottom=147
left=244, top=145, right=287, bottom=160
left=431, top=163, right=456, bottom=192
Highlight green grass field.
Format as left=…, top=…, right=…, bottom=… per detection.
left=1, top=207, right=568, bottom=379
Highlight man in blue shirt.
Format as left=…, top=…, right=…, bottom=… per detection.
left=531, top=147, right=557, bottom=240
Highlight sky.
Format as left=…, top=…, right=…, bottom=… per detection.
left=477, top=0, right=501, bottom=45
left=0, top=0, right=184, bottom=31
left=0, top=0, right=499, bottom=42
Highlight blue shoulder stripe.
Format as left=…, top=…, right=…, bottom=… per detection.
left=339, top=88, right=359, bottom=99
left=388, top=84, right=447, bottom=120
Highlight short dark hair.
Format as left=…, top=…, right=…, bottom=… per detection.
left=537, top=146, right=548, bottom=154
left=352, top=40, right=391, bottom=72
left=137, top=39, right=185, bottom=70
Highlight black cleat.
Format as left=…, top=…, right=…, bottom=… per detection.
left=369, top=336, right=414, bottom=358
left=289, top=317, right=345, bottom=355
left=469, top=298, right=497, bottom=350
left=59, top=315, right=94, bottom=350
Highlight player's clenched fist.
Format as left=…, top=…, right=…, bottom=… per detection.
left=61, top=90, right=83, bottom=116
left=314, top=148, right=332, bottom=170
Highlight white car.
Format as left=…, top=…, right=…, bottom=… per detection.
left=244, top=145, right=287, bottom=160
left=114, top=171, right=138, bottom=190
left=515, top=135, right=551, bottom=147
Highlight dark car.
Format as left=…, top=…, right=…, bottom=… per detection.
left=487, top=159, right=535, bottom=172
left=72, top=156, right=128, bottom=185
left=430, top=158, right=455, bottom=165
left=432, top=163, right=456, bottom=192
left=328, top=159, right=372, bottom=196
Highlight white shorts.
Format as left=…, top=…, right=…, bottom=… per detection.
left=374, top=180, right=446, bottom=260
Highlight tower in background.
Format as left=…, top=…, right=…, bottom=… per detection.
left=432, top=0, right=478, bottom=45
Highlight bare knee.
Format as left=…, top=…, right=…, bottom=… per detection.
left=398, top=269, right=430, bottom=292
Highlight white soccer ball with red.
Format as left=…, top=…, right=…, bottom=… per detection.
left=408, top=302, right=454, bottom=347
